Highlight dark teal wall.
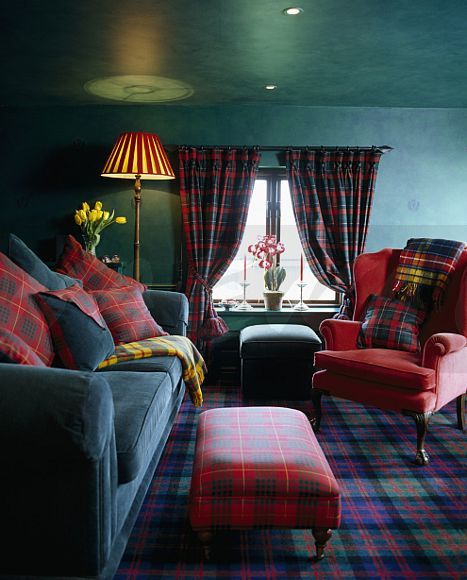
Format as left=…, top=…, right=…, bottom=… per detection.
left=1, top=104, right=465, bottom=284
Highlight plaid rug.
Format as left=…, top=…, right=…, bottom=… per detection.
left=115, top=385, right=466, bottom=579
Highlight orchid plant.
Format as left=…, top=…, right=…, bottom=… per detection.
left=248, top=234, right=286, bottom=291
left=74, top=201, right=127, bottom=255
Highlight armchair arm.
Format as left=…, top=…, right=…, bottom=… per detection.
left=422, top=333, right=467, bottom=368
left=143, top=289, right=189, bottom=336
left=319, top=318, right=362, bottom=351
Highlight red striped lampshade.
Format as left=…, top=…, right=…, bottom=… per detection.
left=101, top=132, right=175, bottom=180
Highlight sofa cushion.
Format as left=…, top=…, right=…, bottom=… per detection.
left=98, top=354, right=182, bottom=389
left=35, top=285, right=115, bottom=371
left=0, top=252, right=54, bottom=366
left=55, top=234, right=146, bottom=293
left=91, top=286, right=167, bottom=344
left=0, top=329, right=47, bottom=366
left=358, top=294, right=426, bottom=352
left=103, top=370, right=176, bottom=483
left=315, top=348, right=436, bottom=391
left=8, top=233, right=80, bottom=290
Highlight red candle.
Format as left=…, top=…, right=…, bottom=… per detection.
left=244, top=255, right=247, bottom=281
left=300, top=254, right=304, bottom=281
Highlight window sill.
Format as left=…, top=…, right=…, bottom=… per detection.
left=215, top=305, right=339, bottom=314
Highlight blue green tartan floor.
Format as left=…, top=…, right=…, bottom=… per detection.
left=115, top=385, right=466, bottom=579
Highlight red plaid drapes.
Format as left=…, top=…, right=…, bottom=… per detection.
left=286, top=149, right=382, bottom=318
left=179, top=147, right=260, bottom=347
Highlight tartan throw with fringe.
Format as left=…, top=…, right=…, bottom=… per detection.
left=392, top=238, right=466, bottom=307
left=286, top=148, right=382, bottom=319
left=178, top=147, right=261, bottom=349
left=98, top=335, right=206, bottom=406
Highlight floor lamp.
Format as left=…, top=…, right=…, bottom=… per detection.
left=101, top=132, right=175, bottom=282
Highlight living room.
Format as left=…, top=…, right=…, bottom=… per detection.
left=0, top=1, right=465, bottom=578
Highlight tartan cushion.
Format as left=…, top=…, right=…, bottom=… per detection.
left=35, top=285, right=115, bottom=370
left=0, top=252, right=54, bottom=365
left=0, top=328, right=47, bottom=366
left=55, top=234, right=146, bottom=293
left=91, top=286, right=168, bottom=344
left=189, top=406, right=341, bottom=531
left=358, top=294, right=426, bottom=352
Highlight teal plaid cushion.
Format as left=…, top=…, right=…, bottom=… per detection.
left=358, top=294, right=426, bottom=352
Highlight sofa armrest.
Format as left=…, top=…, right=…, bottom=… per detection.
left=0, top=364, right=118, bottom=577
left=422, top=333, right=467, bottom=367
left=143, top=289, right=189, bottom=336
left=319, top=318, right=362, bottom=351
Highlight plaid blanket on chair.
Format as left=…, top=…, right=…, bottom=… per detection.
left=98, top=335, right=206, bottom=406
left=392, top=238, right=465, bottom=307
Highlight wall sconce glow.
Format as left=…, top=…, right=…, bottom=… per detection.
left=283, top=7, right=303, bottom=15
left=84, top=75, right=193, bottom=103
left=265, top=85, right=277, bottom=90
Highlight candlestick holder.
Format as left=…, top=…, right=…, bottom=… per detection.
left=234, top=282, right=253, bottom=310
left=294, top=282, right=309, bottom=311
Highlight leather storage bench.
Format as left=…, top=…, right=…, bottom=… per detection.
left=188, top=406, right=341, bottom=561
left=239, top=324, right=322, bottom=399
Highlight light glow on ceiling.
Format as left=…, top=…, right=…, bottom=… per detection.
left=283, top=7, right=303, bottom=15
left=265, top=85, right=277, bottom=90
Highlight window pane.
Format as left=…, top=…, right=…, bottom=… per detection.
left=213, top=177, right=336, bottom=304
left=279, top=181, right=335, bottom=302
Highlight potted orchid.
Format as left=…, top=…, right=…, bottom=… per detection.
left=248, top=234, right=286, bottom=310
left=74, top=201, right=127, bottom=255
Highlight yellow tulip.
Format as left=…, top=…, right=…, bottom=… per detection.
left=74, top=214, right=82, bottom=226
left=82, top=202, right=90, bottom=212
left=115, top=216, right=127, bottom=224
left=78, top=209, right=87, bottom=221
left=89, top=209, right=98, bottom=222
left=94, top=201, right=103, bottom=211
left=103, top=211, right=110, bottom=221
left=97, top=210, right=103, bottom=219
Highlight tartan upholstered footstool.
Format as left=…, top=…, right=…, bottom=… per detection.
left=188, top=406, right=341, bottom=561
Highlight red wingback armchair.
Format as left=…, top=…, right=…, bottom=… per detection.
left=312, top=247, right=467, bottom=465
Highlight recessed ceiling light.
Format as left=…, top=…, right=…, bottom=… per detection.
left=265, top=85, right=277, bottom=90
left=283, top=7, right=303, bottom=15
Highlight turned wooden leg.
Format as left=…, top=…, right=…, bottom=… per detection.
left=312, top=527, right=332, bottom=561
left=404, top=410, right=433, bottom=465
left=457, top=393, right=466, bottom=431
left=197, top=530, right=213, bottom=560
left=310, top=389, right=324, bottom=432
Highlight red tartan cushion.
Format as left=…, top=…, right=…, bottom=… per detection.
left=189, top=407, right=341, bottom=531
left=91, top=286, right=167, bottom=344
left=55, top=235, right=146, bottom=293
left=0, top=252, right=54, bottom=365
left=358, top=294, right=426, bottom=353
left=35, top=285, right=115, bottom=371
left=0, top=329, right=47, bottom=366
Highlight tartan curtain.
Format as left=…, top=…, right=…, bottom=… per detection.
left=179, top=147, right=260, bottom=346
left=286, top=148, right=382, bottom=318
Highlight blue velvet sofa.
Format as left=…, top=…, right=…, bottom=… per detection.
left=0, top=288, right=189, bottom=579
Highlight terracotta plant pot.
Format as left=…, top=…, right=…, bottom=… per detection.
left=263, top=290, right=284, bottom=311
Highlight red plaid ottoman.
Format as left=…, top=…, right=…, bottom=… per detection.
left=188, top=406, right=341, bottom=561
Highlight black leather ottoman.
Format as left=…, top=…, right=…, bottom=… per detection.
left=239, top=324, right=322, bottom=400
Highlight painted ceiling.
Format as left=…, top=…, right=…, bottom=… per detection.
left=1, top=0, right=466, bottom=108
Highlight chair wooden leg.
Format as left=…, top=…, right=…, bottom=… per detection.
left=404, top=410, right=433, bottom=465
left=457, top=393, right=466, bottom=431
left=196, top=530, right=213, bottom=560
left=310, top=389, right=324, bottom=432
left=312, top=528, right=332, bottom=561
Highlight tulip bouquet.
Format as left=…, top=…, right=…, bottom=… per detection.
left=74, top=201, right=127, bottom=255
left=248, top=234, right=286, bottom=291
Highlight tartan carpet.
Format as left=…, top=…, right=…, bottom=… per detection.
left=115, top=385, right=466, bottom=579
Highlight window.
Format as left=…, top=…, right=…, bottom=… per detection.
left=213, top=169, right=338, bottom=305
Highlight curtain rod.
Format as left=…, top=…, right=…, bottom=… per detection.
left=175, top=145, right=393, bottom=153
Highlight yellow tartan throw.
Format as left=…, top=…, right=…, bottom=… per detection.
left=98, top=335, right=205, bottom=406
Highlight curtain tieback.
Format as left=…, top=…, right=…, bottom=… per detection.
left=189, top=266, right=213, bottom=294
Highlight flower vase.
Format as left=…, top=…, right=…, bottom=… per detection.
left=83, top=233, right=100, bottom=256
left=263, top=290, right=284, bottom=311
